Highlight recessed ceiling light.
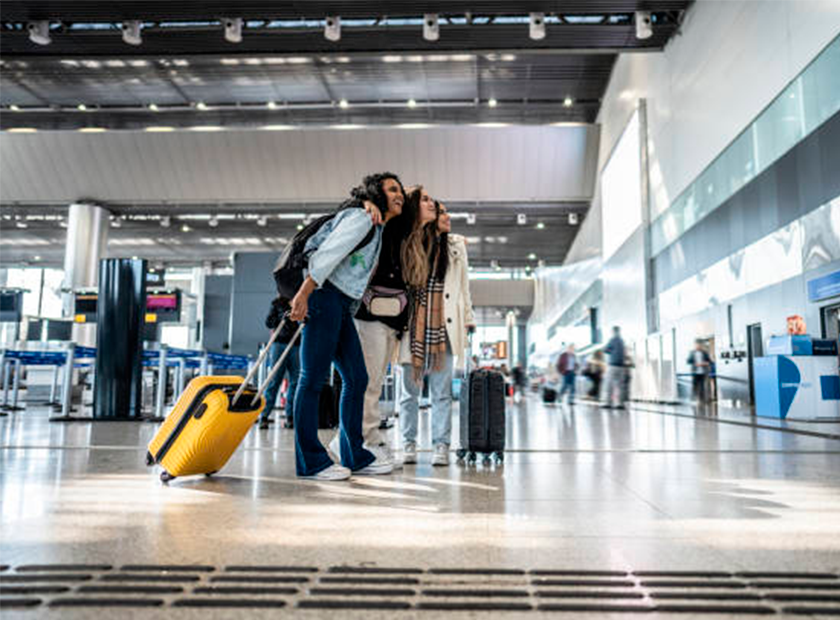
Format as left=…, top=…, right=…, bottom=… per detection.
left=16, top=221, right=28, bottom=228
left=77, top=104, right=88, bottom=111
left=407, top=98, right=417, bottom=108
left=189, top=126, right=224, bottom=132
left=475, top=122, right=509, bottom=128
left=338, top=99, right=349, bottom=109
left=148, top=103, right=159, bottom=112
left=397, top=123, right=434, bottom=129
left=33, top=255, right=41, bottom=261
left=262, top=124, right=294, bottom=131
left=181, top=224, right=191, bottom=232
left=528, top=253, right=537, bottom=260
left=501, top=54, right=517, bottom=61
left=7, top=127, right=38, bottom=133
left=208, top=217, right=219, bottom=228
left=196, top=102, right=208, bottom=111
left=488, top=98, right=497, bottom=108
left=382, top=55, right=402, bottom=63
left=563, top=97, right=574, bottom=107
left=145, top=126, right=175, bottom=132
left=267, top=101, right=278, bottom=110
left=536, top=222, right=545, bottom=230
left=10, top=105, right=20, bottom=111
left=79, top=127, right=107, bottom=133
left=332, top=124, right=363, bottom=130
left=297, top=224, right=304, bottom=230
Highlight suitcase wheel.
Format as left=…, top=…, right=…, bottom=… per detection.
left=145, top=452, right=154, bottom=467
left=495, top=451, right=505, bottom=464
left=482, top=454, right=492, bottom=465
left=160, top=471, right=175, bottom=483
left=455, top=449, right=467, bottom=461
left=467, top=452, right=477, bottom=463
left=205, top=471, right=218, bottom=477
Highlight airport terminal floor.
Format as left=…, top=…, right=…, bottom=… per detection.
left=2, top=396, right=840, bottom=618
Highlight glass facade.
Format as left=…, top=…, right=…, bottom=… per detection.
left=651, top=34, right=840, bottom=256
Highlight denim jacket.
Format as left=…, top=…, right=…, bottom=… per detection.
left=304, top=208, right=383, bottom=300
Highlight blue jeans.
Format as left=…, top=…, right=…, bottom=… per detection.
left=292, top=284, right=375, bottom=476
left=400, top=350, right=454, bottom=447
left=559, top=372, right=576, bottom=403
left=259, top=341, right=300, bottom=423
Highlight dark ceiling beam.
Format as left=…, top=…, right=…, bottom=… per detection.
left=0, top=24, right=678, bottom=57
left=0, top=1, right=692, bottom=22
left=0, top=102, right=600, bottom=129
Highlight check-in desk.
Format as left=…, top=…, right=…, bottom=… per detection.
left=754, top=336, right=840, bottom=420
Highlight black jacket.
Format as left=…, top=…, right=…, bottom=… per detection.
left=265, top=297, right=300, bottom=344
left=355, top=220, right=410, bottom=332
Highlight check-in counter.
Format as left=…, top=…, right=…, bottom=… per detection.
left=754, top=335, right=840, bottom=420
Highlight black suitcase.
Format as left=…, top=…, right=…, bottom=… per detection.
left=542, top=386, right=557, bottom=403
left=456, top=369, right=506, bottom=464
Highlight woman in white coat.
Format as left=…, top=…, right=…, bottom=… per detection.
left=399, top=201, right=475, bottom=466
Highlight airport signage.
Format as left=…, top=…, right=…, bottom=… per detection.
left=807, top=270, right=840, bottom=302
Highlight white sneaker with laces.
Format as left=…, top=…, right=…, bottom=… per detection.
left=403, top=442, right=418, bottom=464
left=432, top=443, right=450, bottom=466
left=354, top=454, right=394, bottom=475
left=304, top=463, right=351, bottom=481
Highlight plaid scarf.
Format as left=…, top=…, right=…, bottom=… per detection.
left=409, top=270, right=447, bottom=382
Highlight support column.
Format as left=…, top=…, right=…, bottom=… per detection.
left=93, top=258, right=146, bottom=420
left=62, top=203, right=110, bottom=347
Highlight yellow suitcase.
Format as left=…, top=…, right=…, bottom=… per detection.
left=146, top=376, right=264, bottom=482
left=147, top=316, right=304, bottom=482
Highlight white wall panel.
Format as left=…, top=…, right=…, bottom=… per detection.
left=0, top=125, right=597, bottom=205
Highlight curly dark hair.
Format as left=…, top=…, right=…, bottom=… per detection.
left=350, top=172, right=405, bottom=215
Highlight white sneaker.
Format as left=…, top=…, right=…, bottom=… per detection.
left=304, top=463, right=351, bottom=481
left=432, top=443, right=450, bottom=466
left=354, top=455, right=394, bottom=475
left=403, top=442, right=417, bottom=464
left=329, top=434, right=342, bottom=462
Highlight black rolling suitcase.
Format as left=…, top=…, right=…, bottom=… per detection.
left=456, top=368, right=506, bottom=465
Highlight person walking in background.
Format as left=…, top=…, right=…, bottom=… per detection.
left=583, top=349, right=605, bottom=399
left=258, top=296, right=301, bottom=430
left=687, top=339, right=712, bottom=404
left=511, top=362, right=526, bottom=402
left=556, top=344, right=578, bottom=406
left=602, top=326, right=627, bottom=409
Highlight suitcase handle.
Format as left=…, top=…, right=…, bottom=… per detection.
left=249, top=321, right=306, bottom=407
left=231, top=313, right=303, bottom=406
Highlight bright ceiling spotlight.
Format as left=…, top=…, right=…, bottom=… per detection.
left=325, top=16, right=341, bottom=42
left=10, top=105, right=20, bottom=112
left=407, top=98, right=417, bottom=108
left=423, top=14, right=440, bottom=42
left=517, top=213, right=527, bottom=226
left=181, top=224, right=191, bottom=232
left=529, top=13, right=546, bottom=40
left=296, top=223, right=304, bottom=231
left=208, top=216, right=219, bottom=228
left=16, top=220, right=28, bottom=229
left=161, top=216, right=171, bottom=228
left=536, top=222, right=545, bottom=230
left=338, top=98, right=349, bottom=109
left=635, top=11, right=653, bottom=40
left=488, top=98, right=497, bottom=108
left=121, top=20, right=142, bottom=46
left=27, top=21, right=51, bottom=46
left=257, top=216, right=268, bottom=227
left=111, top=216, right=122, bottom=228
left=528, top=253, right=537, bottom=260
left=148, top=103, right=159, bottom=112
left=196, top=102, right=208, bottom=111
left=563, top=96, right=574, bottom=108
left=224, top=18, right=243, bottom=43
left=77, top=104, right=88, bottom=111
left=267, top=101, right=278, bottom=110
left=568, top=212, right=579, bottom=225
left=466, top=214, right=476, bottom=225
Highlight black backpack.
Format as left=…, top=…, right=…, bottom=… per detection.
left=273, top=204, right=375, bottom=300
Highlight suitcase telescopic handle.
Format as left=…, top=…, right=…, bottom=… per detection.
left=250, top=321, right=306, bottom=407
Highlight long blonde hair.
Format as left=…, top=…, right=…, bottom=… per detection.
left=401, top=186, right=437, bottom=289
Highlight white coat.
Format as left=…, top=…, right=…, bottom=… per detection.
left=399, top=233, right=476, bottom=365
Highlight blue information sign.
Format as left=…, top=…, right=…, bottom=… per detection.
left=808, top=270, right=840, bottom=302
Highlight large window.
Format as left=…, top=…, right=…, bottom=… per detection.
left=1, top=268, right=65, bottom=318
left=601, top=109, right=642, bottom=261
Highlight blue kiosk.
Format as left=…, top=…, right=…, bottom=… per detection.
left=754, top=335, right=840, bottom=420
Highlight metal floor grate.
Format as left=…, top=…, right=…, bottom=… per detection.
left=1, top=564, right=839, bottom=614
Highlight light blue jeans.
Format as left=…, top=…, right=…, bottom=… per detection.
left=400, top=349, right=454, bottom=447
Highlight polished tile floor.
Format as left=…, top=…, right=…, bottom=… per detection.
left=2, top=395, right=840, bottom=618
